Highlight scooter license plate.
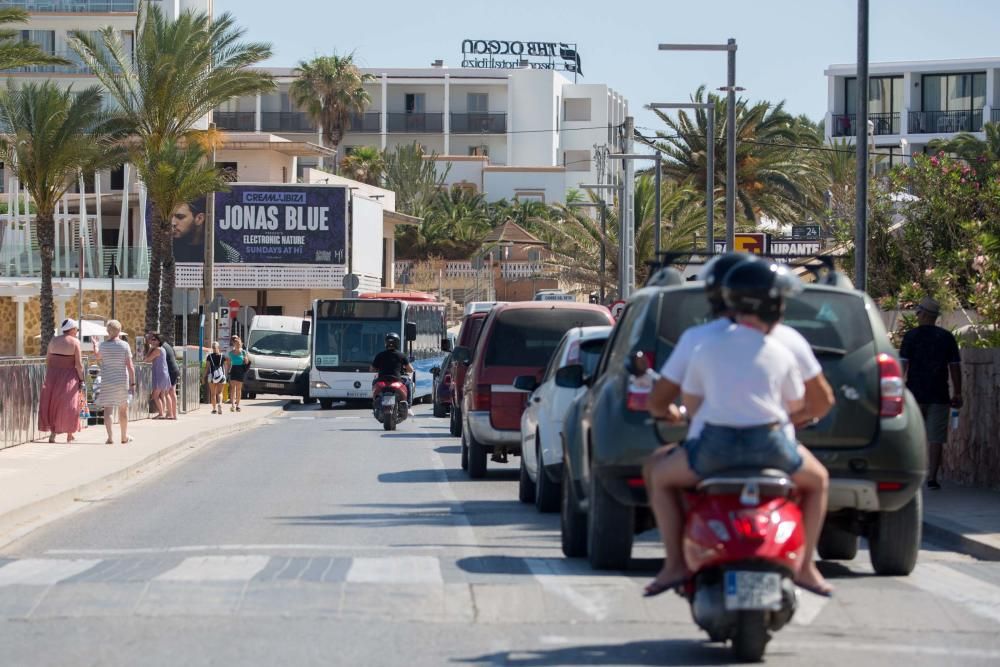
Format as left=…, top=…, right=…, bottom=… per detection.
left=724, top=571, right=782, bottom=611
left=381, top=395, right=396, bottom=406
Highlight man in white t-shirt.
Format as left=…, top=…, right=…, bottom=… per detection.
left=643, top=260, right=833, bottom=599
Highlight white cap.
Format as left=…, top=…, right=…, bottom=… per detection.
left=61, top=318, right=79, bottom=332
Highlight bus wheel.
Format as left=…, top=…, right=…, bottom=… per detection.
left=319, top=398, right=334, bottom=410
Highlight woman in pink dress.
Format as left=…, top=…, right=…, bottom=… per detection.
left=38, top=319, right=85, bottom=443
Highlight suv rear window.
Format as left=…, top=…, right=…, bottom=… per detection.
left=485, top=309, right=611, bottom=367
left=659, top=288, right=873, bottom=354
left=460, top=316, right=486, bottom=347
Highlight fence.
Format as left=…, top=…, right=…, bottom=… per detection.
left=945, top=348, right=1000, bottom=488
left=179, top=362, right=202, bottom=414
left=0, top=358, right=46, bottom=451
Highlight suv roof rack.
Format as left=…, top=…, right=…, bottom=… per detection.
left=644, top=252, right=853, bottom=289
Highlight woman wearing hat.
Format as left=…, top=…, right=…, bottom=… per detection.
left=38, top=319, right=85, bottom=443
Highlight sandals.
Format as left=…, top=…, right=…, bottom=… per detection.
left=795, top=581, right=834, bottom=598
left=123, top=436, right=134, bottom=444
left=105, top=438, right=113, bottom=444
left=643, top=575, right=691, bottom=598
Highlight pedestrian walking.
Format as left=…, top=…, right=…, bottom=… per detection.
left=900, top=296, right=963, bottom=490
left=146, top=331, right=179, bottom=420
left=227, top=335, right=250, bottom=412
left=96, top=320, right=135, bottom=444
left=145, top=333, right=172, bottom=419
left=205, top=341, right=226, bottom=414
left=38, top=318, right=85, bottom=443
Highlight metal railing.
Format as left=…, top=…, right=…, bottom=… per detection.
left=0, top=245, right=150, bottom=279
left=179, top=361, right=202, bottom=414
left=1, top=52, right=103, bottom=75
left=0, top=0, right=138, bottom=11
left=214, top=111, right=255, bottom=132
left=0, top=358, right=46, bottom=451
left=450, top=112, right=507, bottom=133
left=386, top=112, right=444, bottom=133
left=831, top=112, right=900, bottom=137
left=260, top=111, right=314, bottom=133
left=908, top=109, right=983, bottom=134
left=347, top=112, right=381, bottom=133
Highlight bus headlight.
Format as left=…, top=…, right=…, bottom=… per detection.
left=310, top=380, right=330, bottom=389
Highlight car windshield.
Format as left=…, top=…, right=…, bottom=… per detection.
left=485, top=309, right=611, bottom=367
left=659, top=288, right=873, bottom=355
left=247, top=331, right=309, bottom=358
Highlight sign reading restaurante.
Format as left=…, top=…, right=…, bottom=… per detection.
left=460, top=39, right=582, bottom=74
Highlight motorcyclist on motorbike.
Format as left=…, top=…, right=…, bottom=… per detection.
left=370, top=333, right=414, bottom=401
left=644, top=260, right=834, bottom=598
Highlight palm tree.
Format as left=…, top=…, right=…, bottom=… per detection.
left=0, top=82, right=124, bottom=354
left=929, top=122, right=1000, bottom=162
left=382, top=142, right=449, bottom=217
left=340, top=145, right=384, bottom=185
left=290, top=53, right=374, bottom=172
left=70, top=0, right=274, bottom=340
left=652, top=86, right=821, bottom=225
left=0, top=8, right=71, bottom=71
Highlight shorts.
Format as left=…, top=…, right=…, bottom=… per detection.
left=229, top=366, right=247, bottom=382
left=684, top=423, right=803, bottom=477
left=919, top=403, right=949, bottom=444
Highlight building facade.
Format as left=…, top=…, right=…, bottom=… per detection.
left=825, top=57, right=1000, bottom=170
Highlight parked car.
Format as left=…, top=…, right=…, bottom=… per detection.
left=516, top=325, right=612, bottom=512
left=560, top=270, right=928, bottom=575
left=431, top=351, right=454, bottom=417
left=459, top=302, right=614, bottom=478
left=447, top=310, right=492, bottom=437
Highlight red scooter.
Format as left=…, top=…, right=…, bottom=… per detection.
left=372, top=375, right=410, bottom=431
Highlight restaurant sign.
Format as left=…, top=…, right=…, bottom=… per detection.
left=461, top=39, right=582, bottom=75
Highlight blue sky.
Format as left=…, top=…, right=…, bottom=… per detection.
left=218, top=0, right=1000, bottom=133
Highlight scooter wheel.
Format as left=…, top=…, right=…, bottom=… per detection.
left=731, top=611, right=770, bottom=662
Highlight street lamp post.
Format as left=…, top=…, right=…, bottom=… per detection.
left=107, top=255, right=121, bottom=320
left=580, top=183, right=623, bottom=300
left=855, top=0, right=870, bottom=292
left=659, top=39, right=738, bottom=248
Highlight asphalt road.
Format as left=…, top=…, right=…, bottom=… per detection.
left=2, top=403, right=1000, bottom=666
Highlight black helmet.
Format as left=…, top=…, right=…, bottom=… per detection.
left=385, top=332, right=401, bottom=350
left=722, top=261, right=802, bottom=324
left=700, top=253, right=754, bottom=313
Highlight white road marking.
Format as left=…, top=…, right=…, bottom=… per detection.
left=346, top=556, right=442, bottom=584
left=45, top=544, right=442, bottom=556
left=154, top=555, right=270, bottom=582
left=0, top=558, right=100, bottom=586
left=909, top=561, right=1000, bottom=623
left=792, top=586, right=832, bottom=625
left=289, top=416, right=316, bottom=421
left=525, top=558, right=614, bottom=621
left=779, top=640, right=1000, bottom=660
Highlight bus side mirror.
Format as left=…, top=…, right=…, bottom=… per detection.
left=301, top=321, right=311, bottom=336
left=441, top=337, right=453, bottom=352
left=405, top=321, right=417, bottom=342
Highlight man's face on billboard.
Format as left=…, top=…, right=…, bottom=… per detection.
left=172, top=203, right=204, bottom=241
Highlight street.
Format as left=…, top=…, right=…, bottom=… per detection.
left=1, top=404, right=999, bottom=666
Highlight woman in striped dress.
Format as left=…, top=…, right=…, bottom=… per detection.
left=96, top=320, right=136, bottom=444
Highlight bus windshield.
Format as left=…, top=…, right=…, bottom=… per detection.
left=314, top=319, right=400, bottom=368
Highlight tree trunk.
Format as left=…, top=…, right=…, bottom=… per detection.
left=37, top=213, right=55, bottom=355
left=144, top=208, right=163, bottom=336
left=158, top=215, right=176, bottom=345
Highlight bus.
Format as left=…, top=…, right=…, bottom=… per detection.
left=304, top=293, right=449, bottom=408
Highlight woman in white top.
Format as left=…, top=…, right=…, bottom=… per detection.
left=96, top=320, right=136, bottom=444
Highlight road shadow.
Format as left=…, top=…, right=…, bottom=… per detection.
left=379, top=432, right=451, bottom=439
left=273, top=499, right=550, bottom=531
left=435, top=445, right=462, bottom=455
left=377, top=468, right=518, bottom=484
left=453, top=639, right=739, bottom=666
left=454, top=555, right=662, bottom=578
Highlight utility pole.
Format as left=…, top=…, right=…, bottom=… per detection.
left=621, top=116, right=635, bottom=298
left=725, top=37, right=737, bottom=250
left=653, top=151, right=662, bottom=256
left=204, top=122, right=217, bottom=342
left=855, top=0, right=869, bottom=291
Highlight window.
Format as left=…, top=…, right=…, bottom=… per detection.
left=218, top=162, right=238, bottom=181
left=845, top=76, right=902, bottom=115
left=467, top=93, right=488, bottom=112
left=468, top=145, right=488, bottom=157
left=405, top=93, right=425, bottom=114
left=563, top=98, right=591, bottom=122
left=110, top=165, right=125, bottom=190
left=20, top=30, right=54, bottom=54
left=484, top=309, right=613, bottom=367
left=563, top=149, right=591, bottom=172
left=922, top=73, right=986, bottom=112
left=514, top=190, right=545, bottom=203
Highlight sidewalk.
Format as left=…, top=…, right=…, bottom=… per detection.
left=0, top=400, right=285, bottom=544
left=923, top=482, right=1000, bottom=561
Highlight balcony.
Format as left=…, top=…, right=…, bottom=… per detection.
left=347, top=112, right=381, bottom=133
left=450, top=112, right=506, bottom=134
left=260, top=111, right=314, bottom=133
left=1, top=0, right=138, bottom=11
left=387, top=112, right=443, bottom=133
left=214, top=111, right=255, bottom=132
left=0, top=52, right=113, bottom=75
left=1, top=245, right=149, bottom=279
left=832, top=112, right=899, bottom=137
left=908, top=110, right=983, bottom=134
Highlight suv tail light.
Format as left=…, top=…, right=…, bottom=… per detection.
left=443, top=373, right=452, bottom=385
left=878, top=353, right=905, bottom=417
left=473, top=384, right=492, bottom=411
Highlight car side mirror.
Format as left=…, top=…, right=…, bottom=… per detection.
left=554, top=364, right=585, bottom=389
left=405, top=321, right=417, bottom=342
left=625, top=351, right=650, bottom=376
left=441, top=337, right=453, bottom=352
left=431, top=366, right=440, bottom=376
left=513, top=375, right=539, bottom=392
left=300, top=320, right=311, bottom=336
left=452, top=346, right=471, bottom=365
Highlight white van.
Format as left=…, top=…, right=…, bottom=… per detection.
left=243, top=315, right=311, bottom=401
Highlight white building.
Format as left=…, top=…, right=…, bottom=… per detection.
left=218, top=65, right=630, bottom=204
left=825, top=57, right=1000, bottom=170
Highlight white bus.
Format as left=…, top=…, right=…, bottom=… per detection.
left=304, top=293, right=448, bottom=409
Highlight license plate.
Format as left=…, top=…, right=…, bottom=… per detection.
left=381, top=395, right=396, bottom=406
left=264, top=382, right=284, bottom=389
left=724, top=571, right=783, bottom=611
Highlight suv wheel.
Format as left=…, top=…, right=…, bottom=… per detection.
left=460, top=436, right=469, bottom=470
left=535, top=441, right=560, bottom=513
left=433, top=396, right=448, bottom=418
left=466, top=430, right=487, bottom=479
left=449, top=406, right=462, bottom=437
left=587, top=474, right=634, bottom=570
left=817, top=522, right=859, bottom=561
left=518, top=455, right=536, bottom=503
left=561, top=463, right=587, bottom=557
left=869, top=493, right=922, bottom=576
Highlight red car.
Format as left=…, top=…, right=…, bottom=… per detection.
left=458, top=302, right=614, bottom=478
left=447, top=311, right=490, bottom=437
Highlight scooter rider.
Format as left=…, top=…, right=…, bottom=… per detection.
left=644, top=260, right=834, bottom=598
left=370, top=333, right=414, bottom=401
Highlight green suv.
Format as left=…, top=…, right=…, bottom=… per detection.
left=560, top=272, right=927, bottom=575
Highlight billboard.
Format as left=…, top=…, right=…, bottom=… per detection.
left=713, top=233, right=821, bottom=257
left=167, top=184, right=348, bottom=265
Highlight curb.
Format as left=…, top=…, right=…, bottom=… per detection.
left=923, top=515, right=1000, bottom=562
left=0, top=408, right=283, bottom=545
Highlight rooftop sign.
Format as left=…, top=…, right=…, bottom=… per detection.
left=460, top=39, right=582, bottom=75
